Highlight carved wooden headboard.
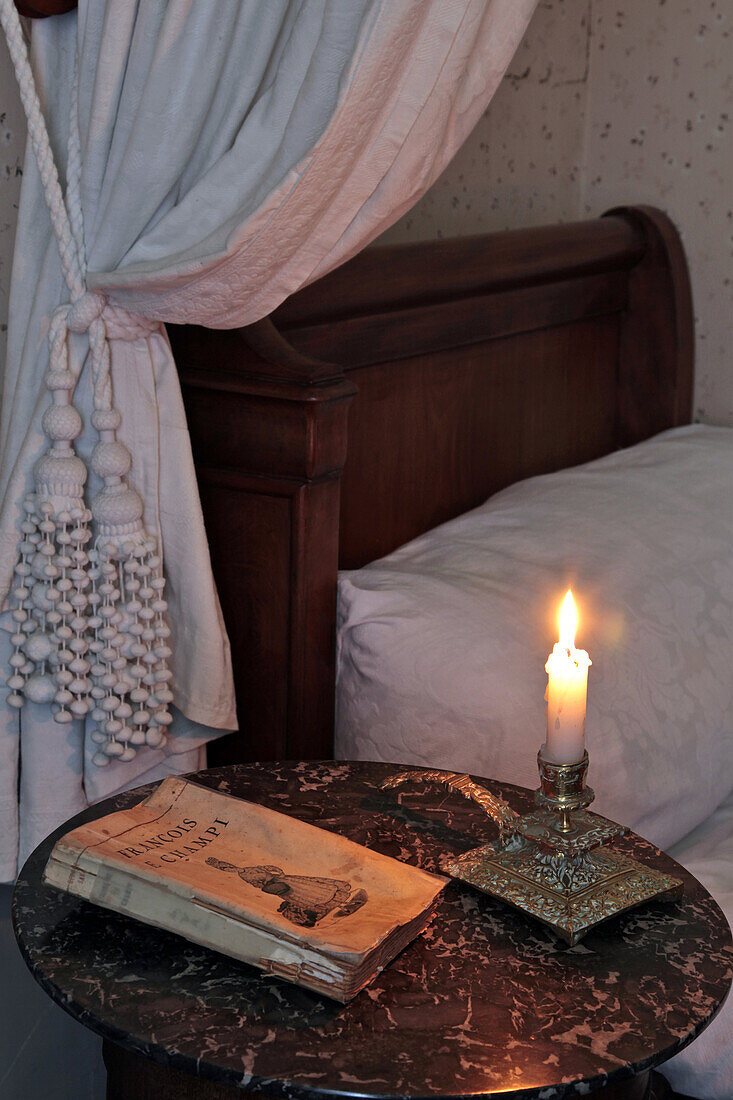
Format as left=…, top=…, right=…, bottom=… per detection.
left=168, top=206, right=693, bottom=765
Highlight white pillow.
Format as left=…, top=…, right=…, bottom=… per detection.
left=336, top=425, right=733, bottom=849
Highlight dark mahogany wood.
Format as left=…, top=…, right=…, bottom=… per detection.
left=175, top=360, right=356, bottom=764
left=13, top=0, right=76, bottom=16
left=169, top=206, right=694, bottom=765
left=608, top=206, right=695, bottom=447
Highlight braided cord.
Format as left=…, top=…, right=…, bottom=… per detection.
left=66, top=58, right=85, bottom=265
left=0, top=0, right=83, bottom=301
left=0, top=1, right=114, bottom=411
left=64, top=36, right=113, bottom=410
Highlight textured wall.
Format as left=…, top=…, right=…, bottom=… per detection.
left=381, top=0, right=733, bottom=426
left=581, top=0, right=733, bottom=424
left=0, top=30, right=24, bottom=375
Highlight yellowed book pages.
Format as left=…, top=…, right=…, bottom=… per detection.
left=44, top=776, right=446, bottom=1000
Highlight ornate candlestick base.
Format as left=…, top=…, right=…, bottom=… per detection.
left=382, top=754, right=683, bottom=946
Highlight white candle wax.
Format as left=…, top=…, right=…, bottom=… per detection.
left=543, top=590, right=591, bottom=765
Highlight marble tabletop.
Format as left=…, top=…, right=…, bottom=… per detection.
left=13, top=761, right=733, bottom=1099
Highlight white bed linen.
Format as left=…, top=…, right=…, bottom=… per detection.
left=665, top=795, right=733, bottom=1096
left=336, top=425, right=733, bottom=851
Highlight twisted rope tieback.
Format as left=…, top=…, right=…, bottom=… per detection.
left=1, top=0, right=173, bottom=765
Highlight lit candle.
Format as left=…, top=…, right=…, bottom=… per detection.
left=543, top=589, right=591, bottom=765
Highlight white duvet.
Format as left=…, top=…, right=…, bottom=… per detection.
left=337, top=425, right=733, bottom=849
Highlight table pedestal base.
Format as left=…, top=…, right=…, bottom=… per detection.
left=103, top=1040, right=683, bottom=1100
left=104, top=1039, right=240, bottom=1099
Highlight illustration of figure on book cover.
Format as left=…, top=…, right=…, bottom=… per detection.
left=206, top=858, right=368, bottom=928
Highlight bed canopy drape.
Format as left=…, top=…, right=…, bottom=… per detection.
left=0, top=0, right=538, bottom=879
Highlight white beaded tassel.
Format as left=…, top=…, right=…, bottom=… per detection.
left=82, top=327, right=173, bottom=766
left=86, top=537, right=173, bottom=766
left=6, top=311, right=92, bottom=724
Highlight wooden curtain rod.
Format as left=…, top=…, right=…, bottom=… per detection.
left=14, top=0, right=76, bottom=17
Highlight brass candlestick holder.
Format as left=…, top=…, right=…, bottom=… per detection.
left=382, top=751, right=682, bottom=946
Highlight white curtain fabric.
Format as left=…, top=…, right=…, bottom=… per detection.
left=0, top=0, right=537, bottom=880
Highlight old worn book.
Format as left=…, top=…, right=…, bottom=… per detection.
left=43, top=776, right=446, bottom=1001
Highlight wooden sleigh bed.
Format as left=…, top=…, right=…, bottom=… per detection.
left=168, top=205, right=693, bottom=767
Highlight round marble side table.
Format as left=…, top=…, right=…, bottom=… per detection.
left=13, top=761, right=733, bottom=1100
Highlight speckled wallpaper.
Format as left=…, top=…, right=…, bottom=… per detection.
left=0, top=1, right=730, bottom=421
left=0, top=31, right=24, bottom=375
left=381, top=0, right=733, bottom=426
left=582, top=0, right=732, bottom=424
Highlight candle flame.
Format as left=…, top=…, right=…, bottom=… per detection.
left=558, top=589, right=577, bottom=650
